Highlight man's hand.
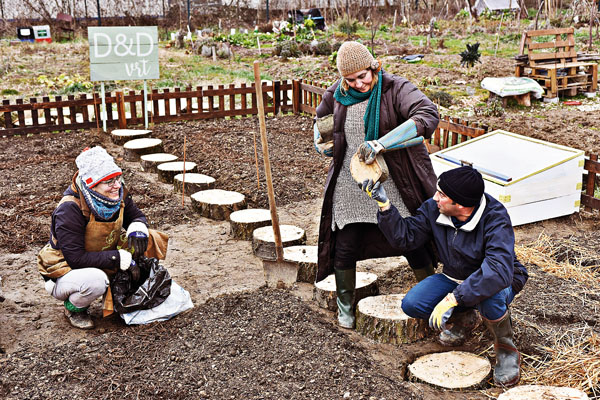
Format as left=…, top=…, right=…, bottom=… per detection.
left=314, top=123, right=333, bottom=157
left=357, top=140, right=385, bottom=165
left=359, top=179, right=390, bottom=209
left=128, top=231, right=148, bottom=260
left=429, top=293, right=458, bottom=330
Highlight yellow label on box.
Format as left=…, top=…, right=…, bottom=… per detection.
left=576, top=182, right=582, bottom=190
left=574, top=200, right=581, bottom=207
left=579, top=159, right=585, bottom=167
left=498, top=195, right=511, bottom=203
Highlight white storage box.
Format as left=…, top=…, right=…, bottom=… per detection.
left=430, top=129, right=584, bottom=226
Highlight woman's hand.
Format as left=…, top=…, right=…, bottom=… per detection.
left=314, top=123, right=333, bottom=157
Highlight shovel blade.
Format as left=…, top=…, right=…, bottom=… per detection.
left=262, top=259, right=298, bottom=289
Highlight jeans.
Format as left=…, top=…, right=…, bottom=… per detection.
left=401, top=273, right=515, bottom=321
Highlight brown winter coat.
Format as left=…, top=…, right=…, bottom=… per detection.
left=315, top=71, right=439, bottom=282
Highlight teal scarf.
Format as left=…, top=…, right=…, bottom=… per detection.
left=333, top=69, right=383, bottom=141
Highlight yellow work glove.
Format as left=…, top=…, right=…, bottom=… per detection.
left=429, top=293, right=458, bottom=330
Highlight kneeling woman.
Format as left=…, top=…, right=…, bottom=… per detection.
left=37, top=146, right=167, bottom=329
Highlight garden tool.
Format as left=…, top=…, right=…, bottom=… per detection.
left=253, top=61, right=297, bottom=288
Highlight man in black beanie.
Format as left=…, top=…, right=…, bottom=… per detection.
left=360, top=166, right=528, bottom=388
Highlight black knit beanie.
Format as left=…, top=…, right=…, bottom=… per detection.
left=438, top=166, right=484, bottom=207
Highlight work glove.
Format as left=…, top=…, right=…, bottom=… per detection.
left=314, top=122, right=333, bottom=157
left=429, top=293, right=458, bottom=330
left=128, top=261, right=141, bottom=283
left=126, top=221, right=149, bottom=260
left=357, top=140, right=385, bottom=165
left=118, top=249, right=134, bottom=271
left=359, top=179, right=390, bottom=209
left=128, top=231, right=148, bottom=260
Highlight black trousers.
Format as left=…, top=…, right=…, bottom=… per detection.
left=333, top=222, right=432, bottom=271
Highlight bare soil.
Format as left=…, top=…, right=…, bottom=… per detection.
left=1, top=59, right=600, bottom=398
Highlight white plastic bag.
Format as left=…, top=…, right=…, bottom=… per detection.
left=120, top=281, right=193, bottom=325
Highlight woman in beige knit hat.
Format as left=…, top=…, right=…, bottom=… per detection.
left=313, top=41, right=440, bottom=329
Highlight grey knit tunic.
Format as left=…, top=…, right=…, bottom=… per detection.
left=332, top=100, right=410, bottom=230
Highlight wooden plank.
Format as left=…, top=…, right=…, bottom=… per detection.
left=2, top=99, right=12, bottom=128
left=518, top=32, right=527, bottom=55
left=207, top=85, right=214, bottom=112
left=15, top=98, right=26, bottom=127
left=174, top=87, right=182, bottom=115
left=218, top=84, right=225, bottom=112
left=80, top=94, right=90, bottom=122
left=229, top=84, right=235, bottom=113
left=529, top=51, right=576, bottom=61
left=30, top=98, right=39, bottom=126
left=526, top=27, right=574, bottom=36
left=581, top=194, right=600, bottom=210
left=528, top=40, right=573, bottom=50
left=585, top=156, right=600, bottom=174
left=164, top=88, right=171, bottom=116
left=240, top=83, right=247, bottom=115
left=437, top=119, right=486, bottom=137
left=273, top=80, right=280, bottom=115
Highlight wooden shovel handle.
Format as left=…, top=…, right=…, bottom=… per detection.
left=253, top=61, right=284, bottom=261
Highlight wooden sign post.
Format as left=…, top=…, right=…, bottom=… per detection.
left=88, top=26, right=159, bottom=131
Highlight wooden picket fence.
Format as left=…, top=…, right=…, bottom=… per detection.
left=0, top=78, right=598, bottom=211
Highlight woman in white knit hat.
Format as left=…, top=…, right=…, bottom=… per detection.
left=313, top=41, right=439, bottom=329
left=37, top=146, right=167, bottom=329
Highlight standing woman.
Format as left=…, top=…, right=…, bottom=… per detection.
left=37, top=146, right=168, bottom=329
left=314, top=41, right=439, bottom=328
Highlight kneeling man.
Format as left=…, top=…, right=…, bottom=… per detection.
left=361, top=166, right=528, bottom=387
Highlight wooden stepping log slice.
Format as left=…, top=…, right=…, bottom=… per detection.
left=283, top=245, right=317, bottom=283
left=350, top=153, right=389, bottom=184
left=123, top=138, right=163, bottom=161
left=252, top=225, right=306, bottom=260
left=313, top=272, right=378, bottom=312
left=111, top=129, right=152, bottom=145
left=229, top=208, right=271, bottom=240
left=174, top=173, right=216, bottom=195
left=497, top=385, right=589, bottom=400
left=140, top=153, right=178, bottom=173
left=157, top=161, right=198, bottom=184
left=356, top=294, right=429, bottom=344
left=191, top=189, right=246, bottom=220
left=408, top=351, right=491, bottom=390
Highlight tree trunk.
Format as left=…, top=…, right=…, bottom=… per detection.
left=408, top=351, right=491, bottom=389
left=122, top=138, right=163, bottom=161
left=191, top=189, right=247, bottom=221
left=313, top=272, right=378, bottom=311
left=157, top=161, right=198, bottom=183
left=140, top=153, right=178, bottom=173
left=174, top=173, right=216, bottom=195
left=252, top=225, right=306, bottom=260
left=229, top=208, right=272, bottom=240
left=282, top=245, right=317, bottom=283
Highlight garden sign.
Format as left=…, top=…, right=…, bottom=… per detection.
left=88, top=26, right=159, bottom=130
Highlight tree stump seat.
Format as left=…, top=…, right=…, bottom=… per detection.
left=229, top=208, right=271, bottom=240
left=140, top=153, right=178, bottom=173
left=191, top=189, right=246, bottom=220
left=111, top=129, right=152, bottom=145
left=157, top=161, right=198, bottom=184
left=174, top=173, right=216, bottom=195
left=313, top=272, right=378, bottom=312
left=282, top=245, right=317, bottom=283
left=123, top=138, right=163, bottom=161
left=408, top=351, right=491, bottom=389
left=252, top=225, right=306, bottom=260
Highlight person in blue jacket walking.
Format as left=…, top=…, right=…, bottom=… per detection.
left=360, top=165, right=528, bottom=387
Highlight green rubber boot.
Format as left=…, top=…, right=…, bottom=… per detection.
left=334, top=268, right=356, bottom=329
left=483, top=310, right=521, bottom=387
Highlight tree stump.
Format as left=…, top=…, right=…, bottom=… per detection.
left=497, top=385, right=589, bottom=400
left=174, top=173, right=216, bottom=195
left=229, top=208, right=271, bottom=240
left=157, top=161, right=198, bottom=184
left=408, top=351, right=491, bottom=389
left=191, top=189, right=246, bottom=220
left=283, top=245, right=317, bottom=283
left=111, top=129, right=152, bottom=145
left=140, top=153, right=178, bottom=173
left=123, top=138, right=163, bottom=161
left=252, top=225, right=306, bottom=260
left=355, top=294, right=429, bottom=344
left=313, top=272, right=378, bottom=311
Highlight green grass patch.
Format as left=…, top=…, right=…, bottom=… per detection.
left=1, top=89, right=19, bottom=95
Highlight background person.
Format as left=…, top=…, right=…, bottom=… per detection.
left=360, top=166, right=528, bottom=387
left=37, top=146, right=167, bottom=329
left=313, top=40, right=439, bottom=329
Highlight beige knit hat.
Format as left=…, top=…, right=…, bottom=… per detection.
left=336, top=41, right=380, bottom=77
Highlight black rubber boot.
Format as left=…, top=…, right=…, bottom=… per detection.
left=438, top=308, right=479, bottom=346
left=483, top=310, right=521, bottom=387
left=334, top=268, right=356, bottom=329
left=410, top=263, right=435, bottom=282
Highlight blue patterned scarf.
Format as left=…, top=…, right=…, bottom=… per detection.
left=77, top=177, right=123, bottom=220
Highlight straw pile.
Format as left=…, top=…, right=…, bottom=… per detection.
left=515, top=233, right=600, bottom=288
left=520, top=326, right=600, bottom=398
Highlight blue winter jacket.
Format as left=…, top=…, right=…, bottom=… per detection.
left=377, top=193, right=528, bottom=307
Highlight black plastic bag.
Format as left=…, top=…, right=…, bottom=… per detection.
left=111, top=257, right=171, bottom=314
